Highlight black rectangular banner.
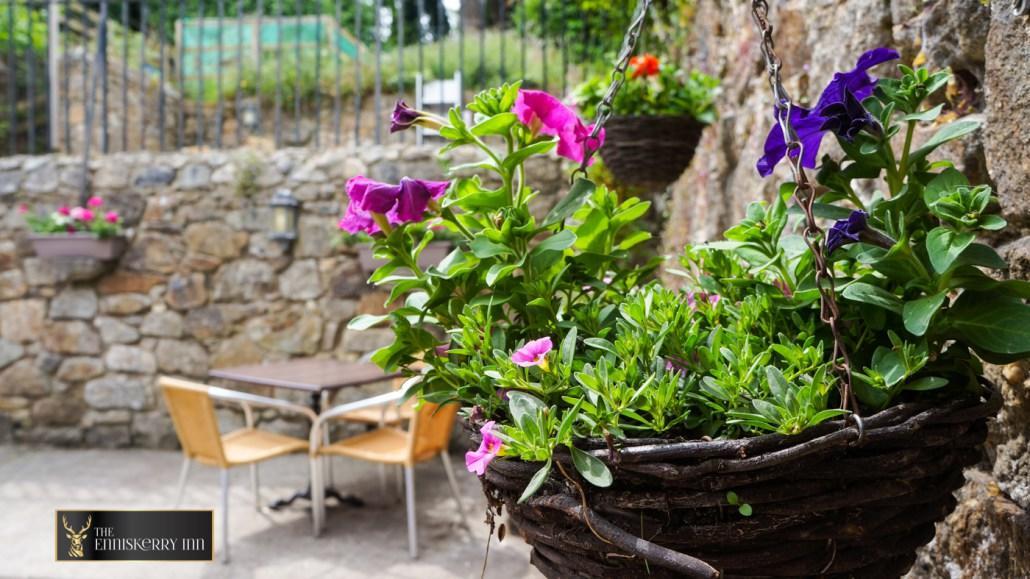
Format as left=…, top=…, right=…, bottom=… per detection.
left=56, top=510, right=212, bottom=561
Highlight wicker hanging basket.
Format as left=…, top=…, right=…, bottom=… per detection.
left=474, top=384, right=1000, bottom=579
left=599, top=115, right=706, bottom=189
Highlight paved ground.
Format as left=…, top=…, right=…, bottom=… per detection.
left=0, top=445, right=540, bottom=579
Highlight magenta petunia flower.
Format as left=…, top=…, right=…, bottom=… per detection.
left=339, top=175, right=450, bottom=235
left=86, top=196, right=103, bottom=208
left=389, top=100, right=445, bottom=133
left=511, top=337, right=553, bottom=368
left=17, top=203, right=28, bottom=214
left=513, top=89, right=605, bottom=165
left=465, top=421, right=503, bottom=476
left=687, top=291, right=720, bottom=309
left=57, top=206, right=70, bottom=216
left=104, top=210, right=119, bottom=224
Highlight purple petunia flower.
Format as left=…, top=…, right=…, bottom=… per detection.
left=826, top=210, right=868, bottom=253
left=819, top=88, right=878, bottom=142
left=338, top=175, right=450, bottom=235
left=389, top=100, right=445, bottom=133
left=757, top=47, right=899, bottom=177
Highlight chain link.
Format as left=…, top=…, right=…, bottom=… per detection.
left=750, top=0, right=859, bottom=416
left=572, top=0, right=653, bottom=181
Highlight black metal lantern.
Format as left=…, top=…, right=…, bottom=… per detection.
left=269, top=188, right=300, bottom=246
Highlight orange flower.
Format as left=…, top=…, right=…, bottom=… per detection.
left=629, top=53, right=660, bottom=78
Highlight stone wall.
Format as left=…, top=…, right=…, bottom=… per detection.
left=0, top=144, right=565, bottom=448
left=664, top=1, right=1029, bottom=576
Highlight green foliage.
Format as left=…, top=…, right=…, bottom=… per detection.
left=572, top=65, right=719, bottom=122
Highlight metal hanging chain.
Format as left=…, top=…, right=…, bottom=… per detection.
left=750, top=0, right=860, bottom=419
left=573, top=0, right=653, bottom=180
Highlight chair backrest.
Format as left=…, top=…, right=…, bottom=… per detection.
left=407, top=402, right=458, bottom=463
left=159, top=376, right=228, bottom=468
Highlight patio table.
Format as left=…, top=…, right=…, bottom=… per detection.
left=209, top=359, right=402, bottom=510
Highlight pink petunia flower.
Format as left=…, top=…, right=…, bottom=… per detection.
left=57, top=206, right=70, bottom=216
left=512, top=89, right=605, bottom=165
left=17, top=203, right=28, bottom=214
left=69, top=207, right=94, bottom=222
left=465, top=421, right=503, bottom=476
left=86, top=196, right=103, bottom=208
left=512, top=337, right=553, bottom=369
left=104, top=211, right=119, bottom=224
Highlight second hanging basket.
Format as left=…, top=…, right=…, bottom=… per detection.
left=599, top=115, right=706, bottom=189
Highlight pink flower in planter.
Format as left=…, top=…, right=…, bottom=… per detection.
left=687, top=291, right=720, bottom=309
left=17, top=203, right=28, bottom=214
left=105, top=211, right=120, bottom=224
left=512, top=337, right=553, bottom=369
left=86, top=196, right=103, bottom=208
left=465, top=421, right=503, bottom=476
left=69, top=207, right=94, bottom=222
left=339, top=175, right=450, bottom=235
left=57, top=206, right=70, bottom=216
left=512, top=89, right=605, bottom=165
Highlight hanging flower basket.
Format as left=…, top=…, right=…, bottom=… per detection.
left=28, top=233, right=128, bottom=260
left=599, top=115, right=705, bottom=189
left=475, top=385, right=999, bottom=579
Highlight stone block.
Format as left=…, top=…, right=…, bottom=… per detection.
left=165, top=272, right=208, bottom=310
left=84, top=375, right=151, bottom=410
left=49, top=288, right=98, bottom=320
left=0, top=359, right=48, bottom=396
left=56, top=357, right=105, bottom=382
left=99, top=293, right=151, bottom=315
left=43, top=321, right=101, bottom=355
left=95, top=316, right=140, bottom=344
left=279, top=259, right=323, bottom=300
left=155, top=339, right=209, bottom=376
left=140, top=310, right=184, bottom=338
left=0, top=299, right=45, bottom=342
left=104, top=345, right=157, bottom=374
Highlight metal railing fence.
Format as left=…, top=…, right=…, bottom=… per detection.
left=1, top=0, right=628, bottom=156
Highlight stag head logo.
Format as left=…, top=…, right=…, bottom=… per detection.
left=62, top=514, right=92, bottom=558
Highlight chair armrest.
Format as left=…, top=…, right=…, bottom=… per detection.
left=209, top=386, right=318, bottom=423
left=310, top=391, right=403, bottom=451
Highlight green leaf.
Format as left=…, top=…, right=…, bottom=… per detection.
left=518, top=459, right=552, bottom=504
left=953, top=243, right=1008, bottom=271
left=560, top=328, right=578, bottom=368
left=841, top=282, right=903, bottom=313
left=738, top=504, right=753, bottom=517
left=924, top=168, right=968, bottom=207
left=486, top=264, right=519, bottom=286
left=543, top=179, right=596, bottom=227
left=470, top=112, right=518, bottom=137
left=910, top=119, right=982, bottom=163
left=947, top=294, right=1030, bottom=355
left=583, top=337, right=617, bottom=355
left=979, top=214, right=1007, bottom=231
left=764, top=366, right=789, bottom=403
left=531, top=230, right=577, bottom=254
left=904, top=376, right=949, bottom=391
left=347, top=314, right=390, bottom=330
left=508, top=392, right=546, bottom=432
left=569, top=445, right=613, bottom=488
left=902, top=103, right=944, bottom=122
left=502, top=140, right=557, bottom=173
left=470, top=237, right=512, bottom=258
left=902, top=292, right=947, bottom=336
left=926, top=227, right=975, bottom=273
left=617, top=230, right=652, bottom=251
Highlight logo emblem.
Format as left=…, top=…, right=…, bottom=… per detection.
left=61, top=514, right=92, bottom=558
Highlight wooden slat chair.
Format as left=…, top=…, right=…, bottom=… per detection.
left=159, top=376, right=316, bottom=564
left=309, top=380, right=471, bottom=558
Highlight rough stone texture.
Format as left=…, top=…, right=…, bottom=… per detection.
left=0, top=144, right=566, bottom=449
left=663, top=2, right=1029, bottom=577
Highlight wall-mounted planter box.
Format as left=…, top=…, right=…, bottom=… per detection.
left=28, top=234, right=128, bottom=260
left=358, top=241, right=452, bottom=274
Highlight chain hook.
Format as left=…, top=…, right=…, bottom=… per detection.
left=749, top=0, right=860, bottom=418
left=570, top=0, right=654, bottom=183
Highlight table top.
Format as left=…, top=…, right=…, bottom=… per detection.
left=209, top=359, right=401, bottom=392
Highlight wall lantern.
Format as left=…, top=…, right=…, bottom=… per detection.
left=269, top=188, right=300, bottom=247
